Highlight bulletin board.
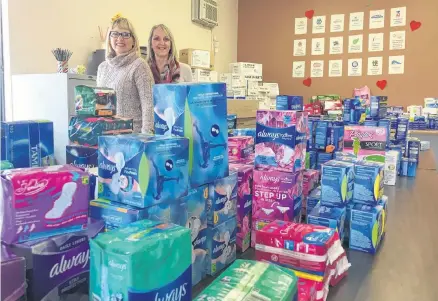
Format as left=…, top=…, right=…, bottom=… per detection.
left=237, top=0, right=436, bottom=107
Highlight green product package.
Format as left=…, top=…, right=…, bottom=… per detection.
left=75, top=85, right=117, bottom=116
left=0, top=160, right=14, bottom=170
left=89, top=219, right=192, bottom=301
left=194, top=260, right=298, bottom=300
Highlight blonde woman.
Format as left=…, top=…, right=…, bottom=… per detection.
left=147, top=24, right=192, bottom=84
left=97, top=16, right=154, bottom=133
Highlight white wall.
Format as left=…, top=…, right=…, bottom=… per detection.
left=6, top=0, right=238, bottom=75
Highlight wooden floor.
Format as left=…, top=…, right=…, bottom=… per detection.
left=193, top=169, right=438, bottom=301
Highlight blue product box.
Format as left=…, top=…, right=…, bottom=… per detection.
left=153, top=83, right=229, bottom=188
left=307, top=203, right=346, bottom=242
left=349, top=201, right=386, bottom=254
left=353, top=161, right=384, bottom=205
left=293, top=196, right=303, bottom=222
left=89, top=198, right=149, bottom=231
left=227, top=114, right=237, bottom=130
left=321, top=160, right=354, bottom=206
left=207, top=171, right=238, bottom=226
left=1, top=120, right=55, bottom=168
left=328, top=126, right=344, bottom=152
left=343, top=99, right=353, bottom=124
left=98, top=134, right=189, bottom=208
left=66, top=145, right=98, bottom=169
left=316, top=152, right=333, bottom=170
left=69, top=116, right=133, bottom=147
left=206, top=217, right=237, bottom=276
left=315, top=121, right=329, bottom=150
left=406, top=138, right=420, bottom=162
left=276, top=95, right=304, bottom=111
left=228, top=128, right=256, bottom=138
left=378, top=120, right=391, bottom=148
left=307, top=119, right=316, bottom=151
left=306, top=186, right=321, bottom=216
left=370, top=96, right=388, bottom=119
left=175, top=185, right=209, bottom=285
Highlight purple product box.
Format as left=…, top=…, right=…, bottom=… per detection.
left=230, top=163, right=254, bottom=252
left=10, top=219, right=104, bottom=301
left=1, top=165, right=90, bottom=244
left=1, top=245, right=27, bottom=301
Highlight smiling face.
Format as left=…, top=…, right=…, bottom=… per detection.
left=151, top=26, right=171, bottom=59
left=110, top=26, right=134, bottom=56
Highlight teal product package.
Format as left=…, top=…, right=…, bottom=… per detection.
left=75, top=85, right=117, bottom=116
left=206, top=217, right=237, bottom=276
left=321, top=160, right=354, bottom=206
left=349, top=201, right=387, bottom=254
left=207, top=171, right=238, bottom=226
left=306, top=186, right=321, bottom=216
left=307, top=203, right=346, bottom=242
left=194, top=260, right=298, bottom=300
left=153, top=83, right=229, bottom=188
left=89, top=220, right=192, bottom=301
left=98, top=134, right=189, bottom=208
left=69, top=116, right=133, bottom=147
left=0, top=160, right=14, bottom=170
left=174, top=185, right=209, bottom=286
left=353, top=161, right=385, bottom=205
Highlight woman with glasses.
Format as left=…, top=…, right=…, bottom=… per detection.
left=147, top=24, right=193, bottom=84
left=97, top=16, right=154, bottom=133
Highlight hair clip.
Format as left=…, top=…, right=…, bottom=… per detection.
left=112, top=13, right=123, bottom=22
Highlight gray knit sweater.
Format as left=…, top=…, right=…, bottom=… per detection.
left=97, top=50, right=155, bottom=133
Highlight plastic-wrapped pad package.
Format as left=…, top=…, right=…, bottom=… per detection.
left=89, top=220, right=192, bottom=301
left=1, top=165, right=89, bottom=244
left=256, top=220, right=345, bottom=276
left=194, top=260, right=298, bottom=301
left=98, top=134, right=189, bottom=208
left=1, top=245, right=26, bottom=301
left=68, top=116, right=133, bottom=147
left=10, top=219, right=104, bottom=301
left=75, top=85, right=117, bottom=116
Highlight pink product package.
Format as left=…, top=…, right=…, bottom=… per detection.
left=353, top=86, right=371, bottom=107
left=228, top=136, right=254, bottom=162
left=298, top=277, right=330, bottom=301
left=1, top=165, right=89, bottom=244
left=250, top=218, right=272, bottom=248
left=329, top=252, right=350, bottom=286
left=303, top=170, right=320, bottom=196
left=230, top=163, right=254, bottom=252
left=343, top=126, right=387, bottom=160
left=252, top=169, right=303, bottom=222
left=255, top=110, right=308, bottom=173
left=230, top=153, right=255, bottom=165
left=255, top=220, right=345, bottom=275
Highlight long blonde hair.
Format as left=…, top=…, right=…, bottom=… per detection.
left=106, top=17, right=140, bottom=59
left=147, top=24, right=178, bottom=64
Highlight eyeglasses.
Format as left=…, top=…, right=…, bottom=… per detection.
left=110, top=31, right=132, bottom=39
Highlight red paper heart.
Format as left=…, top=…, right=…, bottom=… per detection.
left=303, top=77, right=312, bottom=87
left=376, top=80, right=387, bottom=90
left=410, top=20, right=422, bottom=31
left=305, top=10, right=315, bottom=19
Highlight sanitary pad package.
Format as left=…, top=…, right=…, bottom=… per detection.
left=195, top=260, right=298, bottom=301
left=353, top=161, right=384, bottom=204
left=228, top=136, right=254, bottom=162
left=320, top=161, right=354, bottom=207
left=98, top=134, right=189, bottom=208
left=307, top=203, right=346, bottom=242
left=384, top=151, right=399, bottom=185
left=343, top=126, right=387, bottom=163
left=68, top=116, right=133, bottom=147
left=90, top=220, right=192, bottom=301
left=230, top=163, right=253, bottom=252
left=176, top=185, right=209, bottom=286
left=1, top=120, right=55, bottom=168
left=1, top=165, right=89, bottom=244
left=252, top=169, right=303, bottom=222
left=206, top=217, right=237, bottom=276
left=303, top=169, right=320, bottom=196
left=255, top=110, right=308, bottom=172
left=11, top=219, right=104, bottom=301
left=255, top=220, right=344, bottom=276
left=66, top=145, right=98, bottom=169
left=229, top=128, right=256, bottom=138
left=89, top=199, right=149, bottom=231
left=349, top=201, right=386, bottom=254
left=153, top=83, right=229, bottom=188
left=1, top=245, right=26, bottom=301
left=307, top=186, right=321, bottom=216
left=75, top=85, right=117, bottom=116
left=207, top=171, right=238, bottom=226
left=276, top=95, right=304, bottom=111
